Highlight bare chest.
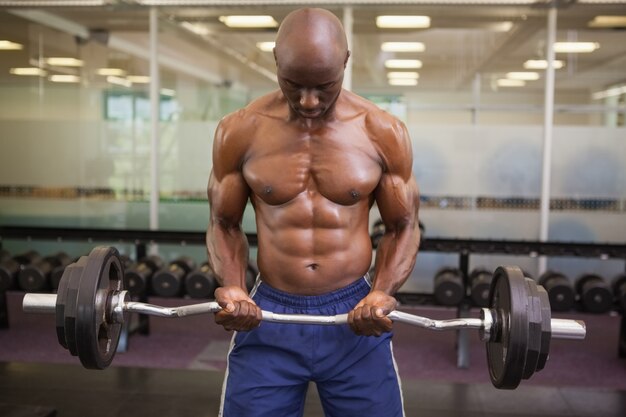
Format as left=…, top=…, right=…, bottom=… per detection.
left=242, top=124, right=382, bottom=206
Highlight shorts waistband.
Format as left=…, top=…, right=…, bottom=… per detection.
left=255, top=276, right=371, bottom=308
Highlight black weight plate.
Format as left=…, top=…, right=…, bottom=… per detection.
left=522, top=278, right=542, bottom=380
left=487, top=266, right=529, bottom=389
left=75, top=247, right=124, bottom=369
left=55, top=259, right=85, bottom=349
left=536, top=285, right=552, bottom=371
left=63, top=256, right=88, bottom=357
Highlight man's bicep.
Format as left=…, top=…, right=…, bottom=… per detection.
left=208, top=170, right=250, bottom=226
left=374, top=173, right=420, bottom=231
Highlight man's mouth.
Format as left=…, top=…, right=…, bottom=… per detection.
left=298, top=108, right=323, bottom=118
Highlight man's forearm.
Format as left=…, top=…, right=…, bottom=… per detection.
left=371, top=223, right=421, bottom=295
left=206, top=223, right=250, bottom=289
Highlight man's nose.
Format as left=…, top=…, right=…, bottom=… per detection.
left=300, top=90, right=319, bottom=109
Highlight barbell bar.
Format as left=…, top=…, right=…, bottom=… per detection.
left=23, top=292, right=584, bottom=339
left=22, top=246, right=586, bottom=389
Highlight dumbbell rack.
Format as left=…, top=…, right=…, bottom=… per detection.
left=1, top=226, right=625, bottom=362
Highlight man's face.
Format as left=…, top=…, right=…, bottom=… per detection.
left=276, top=57, right=345, bottom=120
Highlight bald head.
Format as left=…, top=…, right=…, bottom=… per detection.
left=274, top=8, right=349, bottom=72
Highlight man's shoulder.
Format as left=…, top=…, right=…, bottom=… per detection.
left=219, top=90, right=284, bottom=132
left=341, top=90, right=404, bottom=131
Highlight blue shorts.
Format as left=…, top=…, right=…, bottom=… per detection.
left=219, top=277, right=405, bottom=417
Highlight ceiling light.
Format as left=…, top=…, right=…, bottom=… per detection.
left=97, top=68, right=127, bottom=76
left=50, top=75, right=80, bottom=83
left=554, top=42, right=600, bottom=53
left=381, top=42, right=425, bottom=52
left=161, top=88, right=176, bottom=97
left=0, top=40, right=23, bottom=50
left=180, top=21, right=211, bottom=36
left=376, top=16, right=430, bottom=29
left=385, top=59, right=422, bottom=69
left=497, top=79, right=525, bottom=87
left=592, top=85, right=626, bottom=100
left=10, top=67, right=46, bottom=76
left=490, top=21, right=514, bottom=32
left=45, top=57, right=83, bottom=67
left=588, top=16, right=626, bottom=28
left=523, top=59, right=565, bottom=69
left=218, top=15, right=278, bottom=28
left=107, top=76, right=132, bottom=87
left=387, top=72, right=419, bottom=79
left=127, top=75, right=150, bottom=83
left=256, top=42, right=275, bottom=52
left=389, top=79, right=418, bottom=86
left=506, top=72, right=540, bottom=81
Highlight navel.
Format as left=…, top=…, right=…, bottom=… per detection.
left=307, top=263, right=319, bottom=271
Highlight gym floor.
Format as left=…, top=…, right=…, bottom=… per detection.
left=1, top=292, right=625, bottom=417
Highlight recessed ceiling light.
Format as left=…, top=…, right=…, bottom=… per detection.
left=384, top=59, right=422, bottom=69
left=497, top=79, right=525, bottom=87
left=389, top=78, right=418, bottom=86
left=127, top=75, right=150, bottom=83
left=376, top=16, right=430, bottom=29
left=50, top=74, right=80, bottom=83
left=97, top=68, right=127, bottom=76
left=10, top=67, right=46, bottom=76
left=107, top=76, right=132, bottom=87
left=218, top=15, right=278, bottom=28
left=0, top=40, right=23, bottom=50
left=588, top=16, right=626, bottom=28
left=592, top=85, right=626, bottom=100
left=506, top=72, right=540, bottom=81
left=523, top=60, right=565, bottom=70
left=45, top=57, right=84, bottom=67
left=381, top=42, right=425, bottom=52
left=387, top=72, right=420, bottom=79
left=554, top=42, right=600, bottom=53
left=180, top=21, right=211, bottom=36
left=256, top=42, right=276, bottom=52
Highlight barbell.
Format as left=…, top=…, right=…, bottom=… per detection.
left=22, top=246, right=586, bottom=389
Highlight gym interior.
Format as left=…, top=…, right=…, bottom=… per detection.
left=0, top=1, right=625, bottom=416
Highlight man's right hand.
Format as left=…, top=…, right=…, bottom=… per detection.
left=214, top=286, right=262, bottom=331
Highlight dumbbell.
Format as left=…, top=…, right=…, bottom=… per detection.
left=611, top=274, right=626, bottom=310
left=185, top=263, right=219, bottom=299
left=433, top=267, right=465, bottom=306
left=538, top=271, right=575, bottom=312
left=0, top=250, right=41, bottom=291
left=23, top=246, right=587, bottom=390
left=575, top=274, right=613, bottom=314
left=124, top=256, right=163, bottom=297
left=469, top=268, right=493, bottom=307
left=18, top=252, right=71, bottom=292
left=152, top=257, right=196, bottom=297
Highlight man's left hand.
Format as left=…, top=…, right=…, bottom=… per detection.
left=348, top=291, right=397, bottom=336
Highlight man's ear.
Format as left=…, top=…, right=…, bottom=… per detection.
left=344, top=50, right=351, bottom=69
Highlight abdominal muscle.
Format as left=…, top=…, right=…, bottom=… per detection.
left=253, top=195, right=374, bottom=295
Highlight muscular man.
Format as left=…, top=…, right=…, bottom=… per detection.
left=207, top=8, right=420, bottom=417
